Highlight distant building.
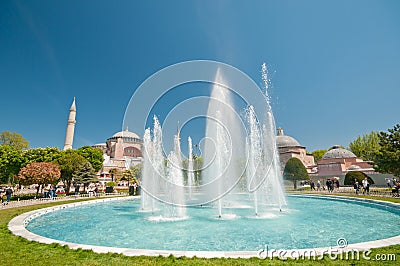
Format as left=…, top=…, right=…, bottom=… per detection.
left=276, top=128, right=316, bottom=173
left=315, top=145, right=375, bottom=177
left=310, top=145, right=393, bottom=186
left=92, top=128, right=143, bottom=185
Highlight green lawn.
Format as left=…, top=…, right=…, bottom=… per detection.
left=1, top=196, right=399, bottom=265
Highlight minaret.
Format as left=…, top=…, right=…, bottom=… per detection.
left=63, top=97, right=76, bottom=150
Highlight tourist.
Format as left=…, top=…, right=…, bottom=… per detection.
left=133, top=182, right=138, bottom=195
left=43, top=184, right=50, bottom=198
left=354, top=179, right=360, bottom=195
left=334, top=179, right=340, bottom=192
left=362, top=177, right=369, bottom=195
left=5, top=185, right=13, bottom=204
left=386, top=178, right=392, bottom=188
left=52, top=185, right=57, bottom=198
left=49, top=184, right=55, bottom=198
left=310, top=181, right=315, bottom=191
left=326, top=179, right=333, bottom=193
left=0, top=187, right=5, bottom=204
left=392, top=182, right=399, bottom=197
left=74, top=185, right=80, bottom=195
left=316, top=180, right=321, bottom=191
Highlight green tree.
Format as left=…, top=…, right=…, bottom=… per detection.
left=0, top=131, right=29, bottom=150
left=73, top=162, right=97, bottom=191
left=18, top=162, right=61, bottom=196
left=312, top=149, right=327, bottom=162
left=122, top=169, right=134, bottom=185
left=23, top=147, right=62, bottom=166
left=349, top=131, right=380, bottom=161
left=375, top=124, right=400, bottom=177
left=194, top=157, right=203, bottom=185
left=0, top=145, right=25, bottom=184
left=56, top=150, right=87, bottom=193
left=76, top=146, right=104, bottom=172
left=129, top=164, right=142, bottom=182
left=109, top=168, right=119, bottom=182
left=283, top=158, right=309, bottom=189
left=344, top=171, right=374, bottom=186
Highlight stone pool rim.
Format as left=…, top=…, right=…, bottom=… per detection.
left=8, top=194, right=400, bottom=259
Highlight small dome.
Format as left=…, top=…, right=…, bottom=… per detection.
left=348, top=165, right=361, bottom=170
left=276, top=128, right=301, bottom=147
left=112, top=129, right=140, bottom=139
left=322, top=146, right=356, bottom=159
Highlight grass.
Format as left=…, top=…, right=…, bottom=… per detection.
left=1, top=196, right=399, bottom=265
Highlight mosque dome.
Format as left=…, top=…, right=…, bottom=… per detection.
left=112, top=129, right=140, bottom=139
left=276, top=128, right=301, bottom=148
left=322, top=145, right=356, bottom=159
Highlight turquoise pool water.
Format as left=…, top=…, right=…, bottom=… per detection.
left=26, top=195, right=400, bottom=251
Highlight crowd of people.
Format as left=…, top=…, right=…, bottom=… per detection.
left=353, top=178, right=370, bottom=195
left=306, top=178, right=340, bottom=192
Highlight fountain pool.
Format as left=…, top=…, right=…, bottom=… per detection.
left=19, top=195, right=400, bottom=254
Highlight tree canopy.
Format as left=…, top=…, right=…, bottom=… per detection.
left=109, top=168, right=119, bottom=182
left=0, top=131, right=29, bottom=150
left=18, top=162, right=61, bottom=185
left=76, top=146, right=104, bottom=172
left=73, top=162, right=97, bottom=190
left=18, top=162, right=61, bottom=196
left=311, top=149, right=327, bottom=162
left=349, top=131, right=380, bottom=162
left=129, top=164, right=142, bottom=182
left=344, top=171, right=374, bottom=186
left=0, top=145, right=25, bottom=184
left=374, top=124, right=400, bottom=177
left=283, top=157, right=309, bottom=189
left=56, top=150, right=88, bottom=193
left=23, top=147, right=62, bottom=166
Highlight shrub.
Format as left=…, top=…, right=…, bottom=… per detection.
left=344, top=171, right=374, bottom=185
left=11, top=193, right=40, bottom=201
left=283, top=158, right=309, bottom=189
left=106, top=181, right=117, bottom=187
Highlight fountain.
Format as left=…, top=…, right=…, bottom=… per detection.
left=141, top=116, right=187, bottom=219
left=140, top=64, right=286, bottom=219
left=187, top=137, right=195, bottom=199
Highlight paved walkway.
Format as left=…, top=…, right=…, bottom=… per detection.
left=288, top=186, right=397, bottom=198
left=1, top=193, right=128, bottom=210
left=2, top=187, right=397, bottom=211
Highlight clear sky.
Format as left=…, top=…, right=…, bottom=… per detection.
left=0, top=0, right=399, bottom=152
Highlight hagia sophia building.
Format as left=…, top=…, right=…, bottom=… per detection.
left=63, top=98, right=390, bottom=186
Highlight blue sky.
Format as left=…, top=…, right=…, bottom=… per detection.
left=0, top=0, right=399, bottom=152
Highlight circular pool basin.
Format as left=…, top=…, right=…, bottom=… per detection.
left=14, top=195, right=400, bottom=254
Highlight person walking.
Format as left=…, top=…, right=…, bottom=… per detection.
left=310, top=181, right=315, bottom=191
left=316, top=180, right=321, bottom=191
left=354, top=179, right=360, bottom=195
left=362, top=177, right=369, bottom=195
left=5, top=185, right=13, bottom=204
